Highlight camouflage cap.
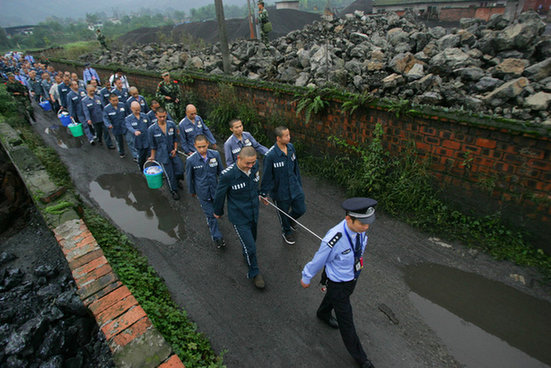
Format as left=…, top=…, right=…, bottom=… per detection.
left=7, top=72, right=15, bottom=77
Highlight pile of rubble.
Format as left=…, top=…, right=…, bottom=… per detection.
left=87, top=11, right=551, bottom=123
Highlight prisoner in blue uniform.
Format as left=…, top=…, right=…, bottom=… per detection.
left=260, top=126, right=305, bottom=245
left=110, top=78, right=129, bottom=104
left=301, top=198, right=377, bottom=368
left=98, top=85, right=112, bottom=106
left=223, top=119, right=268, bottom=166
left=82, top=85, right=114, bottom=148
left=125, top=102, right=151, bottom=170
left=147, top=106, right=172, bottom=126
left=67, top=81, right=95, bottom=143
left=103, top=94, right=128, bottom=158
left=186, top=135, right=225, bottom=248
left=213, top=146, right=265, bottom=289
left=147, top=108, right=183, bottom=200
left=57, top=77, right=71, bottom=109
left=126, top=87, right=149, bottom=113
left=179, top=104, right=216, bottom=154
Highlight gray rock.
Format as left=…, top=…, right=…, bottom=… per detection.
left=34, top=265, right=56, bottom=278
left=5, top=332, right=26, bottom=355
left=345, top=60, right=363, bottom=75
left=387, top=28, right=409, bottom=46
left=483, top=77, right=529, bottom=107
left=295, top=72, right=310, bottom=87
left=37, top=283, right=62, bottom=298
left=3, top=267, right=24, bottom=289
left=296, top=48, right=310, bottom=68
left=487, top=14, right=509, bottom=30
left=430, top=48, right=470, bottom=70
left=494, top=21, right=544, bottom=51
left=525, top=92, right=551, bottom=110
left=415, top=91, right=442, bottom=105
left=0, top=252, right=16, bottom=266
left=428, top=26, right=446, bottom=40
left=382, top=73, right=404, bottom=89
left=436, top=34, right=460, bottom=50
left=524, top=57, right=551, bottom=81
left=460, top=18, right=484, bottom=29
left=405, top=63, right=424, bottom=80
left=455, top=67, right=485, bottom=81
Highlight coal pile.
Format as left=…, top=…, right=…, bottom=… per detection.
left=0, top=150, right=114, bottom=368
left=86, top=10, right=551, bottom=124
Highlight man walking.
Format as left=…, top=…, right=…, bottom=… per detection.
left=186, top=135, right=226, bottom=248
left=103, top=94, right=128, bottom=158
left=301, top=197, right=377, bottom=368
left=224, top=118, right=268, bottom=166
left=214, top=146, right=265, bottom=289
left=179, top=104, right=216, bottom=155
left=260, top=126, right=305, bottom=245
left=125, top=101, right=151, bottom=170
left=82, top=85, right=114, bottom=149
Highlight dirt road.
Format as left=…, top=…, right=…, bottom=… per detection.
left=29, top=106, right=551, bottom=368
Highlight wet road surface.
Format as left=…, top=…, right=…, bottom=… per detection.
left=30, top=106, right=551, bottom=367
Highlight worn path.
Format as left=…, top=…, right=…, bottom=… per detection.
left=29, top=106, right=551, bottom=368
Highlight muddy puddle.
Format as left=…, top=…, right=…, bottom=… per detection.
left=45, top=124, right=82, bottom=149
left=89, top=173, right=185, bottom=244
left=405, top=263, right=551, bottom=368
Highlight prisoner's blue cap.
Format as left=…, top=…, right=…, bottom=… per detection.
left=342, top=197, right=377, bottom=224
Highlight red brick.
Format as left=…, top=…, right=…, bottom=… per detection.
left=69, top=249, right=104, bottom=270
left=83, top=281, right=123, bottom=307
left=442, top=140, right=460, bottom=150
left=97, top=294, right=139, bottom=325
left=415, top=141, right=431, bottom=152
left=158, top=355, right=185, bottom=368
left=78, top=272, right=120, bottom=300
left=72, top=256, right=108, bottom=280
left=66, top=242, right=99, bottom=262
left=75, top=233, right=96, bottom=248
left=476, top=138, right=497, bottom=149
left=110, top=317, right=152, bottom=348
left=89, top=285, right=133, bottom=315
left=75, top=263, right=113, bottom=287
left=528, top=159, right=551, bottom=171
left=101, top=305, right=147, bottom=340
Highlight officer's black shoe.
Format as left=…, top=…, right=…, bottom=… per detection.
left=360, top=359, right=374, bottom=368
left=282, top=232, right=296, bottom=245
left=215, top=238, right=226, bottom=249
left=317, top=314, right=339, bottom=329
left=171, top=191, right=180, bottom=200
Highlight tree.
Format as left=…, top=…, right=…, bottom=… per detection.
left=0, top=27, right=11, bottom=50
left=86, top=13, right=100, bottom=25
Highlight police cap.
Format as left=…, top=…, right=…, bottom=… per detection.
left=342, top=197, right=377, bottom=224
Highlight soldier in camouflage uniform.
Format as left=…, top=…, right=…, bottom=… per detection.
left=257, top=1, right=271, bottom=45
left=5, top=73, right=35, bottom=122
left=155, top=71, right=182, bottom=121
left=96, top=29, right=109, bottom=51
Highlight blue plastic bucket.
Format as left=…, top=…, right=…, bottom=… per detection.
left=39, top=100, right=51, bottom=111
left=58, top=111, right=71, bottom=127
left=143, top=165, right=163, bottom=189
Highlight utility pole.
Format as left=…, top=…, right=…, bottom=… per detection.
left=247, top=0, right=256, bottom=39
left=214, top=0, right=231, bottom=74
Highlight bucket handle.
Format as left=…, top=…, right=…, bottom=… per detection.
left=143, top=159, right=162, bottom=172
left=57, top=108, right=68, bottom=116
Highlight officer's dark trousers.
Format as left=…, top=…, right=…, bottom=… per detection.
left=275, top=193, right=306, bottom=235
left=93, top=121, right=113, bottom=147
left=317, top=279, right=368, bottom=365
left=199, top=198, right=222, bottom=240
left=233, top=222, right=259, bottom=279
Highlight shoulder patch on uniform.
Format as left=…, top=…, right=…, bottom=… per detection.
left=221, top=164, right=234, bottom=175
left=327, top=232, right=342, bottom=248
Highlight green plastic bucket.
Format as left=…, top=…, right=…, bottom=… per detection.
left=143, top=164, right=163, bottom=189
left=68, top=122, right=84, bottom=137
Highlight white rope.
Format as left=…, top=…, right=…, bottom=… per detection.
left=260, top=197, right=323, bottom=242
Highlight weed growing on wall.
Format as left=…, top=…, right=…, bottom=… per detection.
left=300, top=123, right=551, bottom=280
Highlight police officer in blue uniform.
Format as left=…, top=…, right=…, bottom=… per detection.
left=82, top=62, right=101, bottom=86
left=103, top=94, right=128, bottom=158
left=213, top=146, right=265, bottom=289
left=186, top=135, right=226, bottom=248
left=179, top=104, right=216, bottom=155
left=301, top=197, right=377, bottom=368
left=125, top=101, right=151, bottom=170
left=82, top=84, right=114, bottom=149
left=67, top=80, right=95, bottom=144
left=223, top=118, right=268, bottom=166
left=147, top=107, right=183, bottom=200
left=260, top=126, right=305, bottom=245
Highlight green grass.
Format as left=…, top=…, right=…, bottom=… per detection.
left=47, top=41, right=100, bottom=60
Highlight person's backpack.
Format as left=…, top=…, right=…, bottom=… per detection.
left=262, top=21, right=272, bottom=33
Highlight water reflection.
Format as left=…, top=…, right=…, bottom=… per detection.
left=404, top=263, right=551, bottom=368
left=45, top=124, right=82, bottom=149
left=89, top=173, right=184, bottom=244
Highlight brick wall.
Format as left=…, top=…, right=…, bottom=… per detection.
left=438, top=7, right=505, bottom=22
left=50, top=61, right=551, bottom=252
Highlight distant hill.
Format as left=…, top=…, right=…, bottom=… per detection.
left=116, top=8, right=322, bottom=45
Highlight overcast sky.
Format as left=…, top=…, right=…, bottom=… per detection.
left=0, top=0, right=247, bottom=27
